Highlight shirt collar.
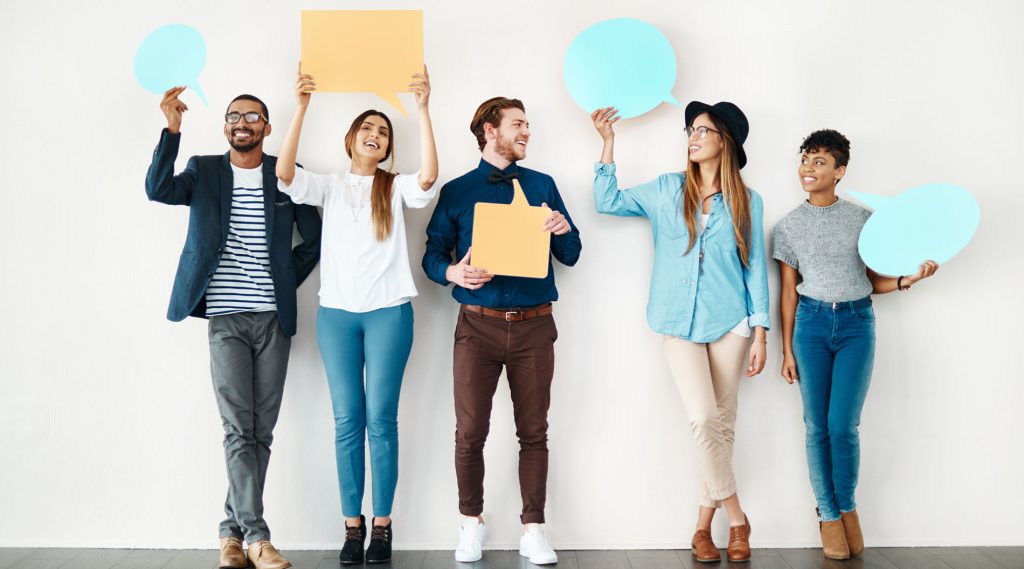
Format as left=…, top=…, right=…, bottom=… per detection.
left=477, top=157, right=519, bottom=179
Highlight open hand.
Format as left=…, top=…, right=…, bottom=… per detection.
left=746, top=340, right=766, bottom=377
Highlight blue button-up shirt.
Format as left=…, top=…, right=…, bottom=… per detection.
left=423, top=159, right=582, bottom=308
left=594, top=162, right=769, bottom=342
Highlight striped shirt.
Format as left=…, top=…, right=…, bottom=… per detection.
left=205, top=165, right=277, bottom=316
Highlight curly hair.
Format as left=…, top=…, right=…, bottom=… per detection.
left=800, top=129, right=850, bottom=168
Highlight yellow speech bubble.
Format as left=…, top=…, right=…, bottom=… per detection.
left=472, top=180, right=552, bottom=279
left=301, top=10, right=423, bottom=114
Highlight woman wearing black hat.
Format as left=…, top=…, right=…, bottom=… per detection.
left=590, top=102, right=770, bottom=563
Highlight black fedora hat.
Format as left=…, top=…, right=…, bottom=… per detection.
left=685, top=101, right=749, bottom=169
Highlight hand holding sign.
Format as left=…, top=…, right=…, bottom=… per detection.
left=445, top=248, right=493, bottom=291
left=301, top=10, right=423, bottom=115
left=472, top=180, right=553, bottom=279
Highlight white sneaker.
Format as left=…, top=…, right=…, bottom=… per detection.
left=455, top=517, right=487, bottom=563
left=519, top=524, right=558, bottom=565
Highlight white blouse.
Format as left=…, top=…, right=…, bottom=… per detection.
left=279, top=167, right=437, bottom=312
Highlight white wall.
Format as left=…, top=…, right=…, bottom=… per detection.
left=1, top=0, right=1022, bottom=550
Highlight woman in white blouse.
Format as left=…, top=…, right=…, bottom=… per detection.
left=276, top=64, right=437, bottom=565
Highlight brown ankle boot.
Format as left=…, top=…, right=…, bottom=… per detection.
left=841, top=510, right=864, bottom=557
left=247, top=541, right=292, bottom=569
left=690, top=529, right=720, bottom=563
left=726, top=514, right=751, bottom=562
left=819, top=519, right=850, bottom=560
left=218, top=537, right=247, bottom=569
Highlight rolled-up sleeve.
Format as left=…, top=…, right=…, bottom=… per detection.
left=593, top=162, right=662, bottom=217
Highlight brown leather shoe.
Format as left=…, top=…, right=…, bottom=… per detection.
left=247, top=540, right=292, bottom=569
left=841, top=510, right=864, bottom=557
left=690, top=529, right=721, bottom=563
left=218, top=537, right=247, bottom=569
left=819, top=519, right=851, bottom=560
left=726, top=514, right=751, bottom=562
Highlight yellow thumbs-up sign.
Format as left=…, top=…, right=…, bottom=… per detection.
left=471, top=180, right=552, bottom=278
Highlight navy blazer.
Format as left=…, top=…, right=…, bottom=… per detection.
left=145, top=129, right=321, bottom=336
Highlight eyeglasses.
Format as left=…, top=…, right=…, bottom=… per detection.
left=685, top=125, right=721, bottom=140
left=225, top=111, right=267, bottom=124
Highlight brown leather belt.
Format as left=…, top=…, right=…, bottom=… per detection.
left=461, top=303, right=553, bottom=322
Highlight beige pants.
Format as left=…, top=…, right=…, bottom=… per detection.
left=663, top=332, right=750, bottom=508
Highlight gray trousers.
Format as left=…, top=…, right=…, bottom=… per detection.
left=208, top=311, right=291, bottom=543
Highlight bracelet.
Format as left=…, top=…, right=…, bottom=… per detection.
left=897, top=276, right=905, bottom=291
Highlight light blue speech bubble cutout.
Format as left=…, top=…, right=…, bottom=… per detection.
left=134, top=24, right=208, bottom=105
left=563, top=18, right=682, bottom=119
left=846, top=184, right=979, bottom=276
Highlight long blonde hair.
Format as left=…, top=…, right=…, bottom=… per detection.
left=681, top=114, right=751, bottom=266
left=344, top=110, right=397, bottom=242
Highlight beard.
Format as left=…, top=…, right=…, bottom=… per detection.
left=495, top=134, right=526, bottom=162
left=229, top=127, right=262, bottom=153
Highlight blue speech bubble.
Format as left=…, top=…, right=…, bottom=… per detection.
left=134, top=24, right=208, bottom=105
left=563, top=18, right=682, bottom=119
left=846, top=184, right=979, bottom=276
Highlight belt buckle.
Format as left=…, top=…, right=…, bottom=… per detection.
left=505, top=311, right=519, bottom=321
left=832, top=302, right=838, bottom=310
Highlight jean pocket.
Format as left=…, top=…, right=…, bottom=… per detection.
left=853, top=306, right=876, bottom=322
left=795, top=304, right=815, bottom=321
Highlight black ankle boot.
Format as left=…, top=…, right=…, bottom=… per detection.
left=365, top=518, right=392, bottom=564
left=338, top=515, right=366, bottom=565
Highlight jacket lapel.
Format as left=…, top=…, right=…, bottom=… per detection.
left=261, top=154, right=276, bottom=248
left=219, top=152, right=233, bottom=244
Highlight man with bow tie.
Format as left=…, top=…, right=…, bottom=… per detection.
left=422, top=97, right=581, bottom=565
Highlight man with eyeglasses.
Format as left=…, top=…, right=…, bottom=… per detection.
left=145, top=87, right=322, bottom=569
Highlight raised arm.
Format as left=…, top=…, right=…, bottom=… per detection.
left=589, top=107, right=663, bottom=217
left=277, top=62, right=315, bottom=186
left=411, top=65, right=438, bottom=190
left=145, top=87, right=197, bottom=206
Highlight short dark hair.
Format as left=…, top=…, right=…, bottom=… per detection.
left=470, top=97, right=525, bottom=151
left=800, top=129, right=850, bottom=168
left=227, top=94, right=269, bottom=121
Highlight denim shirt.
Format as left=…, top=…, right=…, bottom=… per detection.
left=593, top=162, right=770, bottom=342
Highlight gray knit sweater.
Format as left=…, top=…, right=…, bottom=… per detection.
left=771, top=198, right=873, bottom=303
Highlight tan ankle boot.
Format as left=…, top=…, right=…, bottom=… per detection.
left=819, top=519, right=850, bottom=560
left=218, top=537, right=247, bottom=569
left=841, top=510, right=864, bottom=557
left=726, top=514, right=751, bottom=562
left=690, top=529, right=720, bottom=563
left=247, top=540, right=292, bottom=569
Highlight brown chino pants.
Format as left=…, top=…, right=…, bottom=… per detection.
left=453, top=305, right=558, bottom=524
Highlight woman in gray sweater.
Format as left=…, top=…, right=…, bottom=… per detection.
left=772, top=130, right=938, bottom=560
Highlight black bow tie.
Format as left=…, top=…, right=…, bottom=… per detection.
left=487, top=169, right=519, bottom=184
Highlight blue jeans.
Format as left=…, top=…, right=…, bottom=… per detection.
left=317, top=303, right=414, bottom=518
left=793, top=295, right=875, bottom=522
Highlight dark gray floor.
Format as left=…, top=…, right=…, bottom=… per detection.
left=0, top=548, right=1021, bottom=569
